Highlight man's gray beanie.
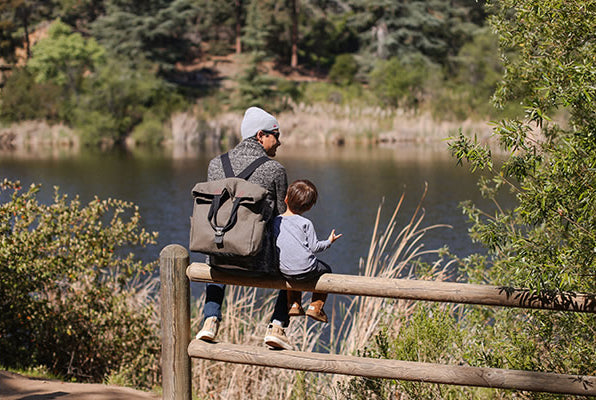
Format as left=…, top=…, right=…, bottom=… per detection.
left=240, top=107, right=280, bottom=140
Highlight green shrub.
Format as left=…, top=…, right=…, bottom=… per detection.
left=300, top=81, right=372, bottom=106
left=276, top=79, right=301, bottom=106
left=430, top=29, right=523, bottom=121
left=340, top=304, right=478, bottom=399
left=0, top=179, right=160, bottom=388
left=73, top=59, right=185, bottom=146
left=130, top=115, right=166, bottom=146
left=71, top=109, right=120, bottom=146
left=328, top=54, right=358, bottom=86
left=369, top=54, right=440, bottom=110
left=232, top=55, right=278, bottom=111
left=0, top=68, right=64, bottom=122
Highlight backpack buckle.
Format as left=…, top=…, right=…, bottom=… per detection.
left=214, top=227, right=225, bottom=244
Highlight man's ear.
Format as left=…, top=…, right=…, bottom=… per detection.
left=256, top=130, right=264, bottom=143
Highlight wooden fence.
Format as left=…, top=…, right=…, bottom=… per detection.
left=160, top=244, right=596, bottom=400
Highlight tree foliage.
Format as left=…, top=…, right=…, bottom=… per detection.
left=343, top=2, right=595, bottom=398
left=451, top=0, right=596, bottom=294
left=0, top=179, right=160, bottom=387
left=446, top=0, right=596, bottom=387
left=232, top=0, right=278, bottom=110
left=54, top=0, right=105, bottom=30
left=27, top=19, right=106, bottom=93
left=1, top=0, right=503, bottom=146
left=431, top=28, right=521, bottom=121
left=0, top=67, right=62, bottom=121
left=71, top=59, right=184, bottom=146
left=369, top=53, right=438, bottom=109
left=346, top=0, right=485, bottom=70
left=90, top=0, right=198, bottom=72
left=193, top=0, right=238, bottom=55
left=0, top=0, right=54, bottom=62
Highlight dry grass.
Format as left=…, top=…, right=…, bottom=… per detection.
left=182, top=103, right=495, bottom=151
left=190, top=186, right=453, bottom=399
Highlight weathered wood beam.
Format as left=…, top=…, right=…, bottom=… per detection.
left=188, top=341, right=596, bottom=396
left=187, top=263, right=596, bottom=313
left=160, top=245, right=192, bottom=400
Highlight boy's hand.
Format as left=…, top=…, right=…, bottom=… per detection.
left=328, top=229, right=343, bottom=243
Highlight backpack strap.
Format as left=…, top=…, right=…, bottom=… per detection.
left=237, top=156, right=269, bottom=179
left=221, top=152, right=270, bottom=180
left=221, top=153, right=235, bottom=178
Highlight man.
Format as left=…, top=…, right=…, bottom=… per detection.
left=196, top=106, right=293, bottom=349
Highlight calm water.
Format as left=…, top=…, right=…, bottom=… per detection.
left=1, top=143, right=506, bottom=297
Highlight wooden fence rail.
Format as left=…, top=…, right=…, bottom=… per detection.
left=188, top=341, right=596, bottom=396
left=187, top=262, right=596, bottom=313
left=160, top=244, right=596, bottom=399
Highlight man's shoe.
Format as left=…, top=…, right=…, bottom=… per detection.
left=196, top=316, right=219, bottom=341
left=264, top=324, right=292, bottom=350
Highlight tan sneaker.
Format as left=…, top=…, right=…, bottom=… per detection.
left=264, top=324, right=292, bottom=350
left=196, top=316, right=219, bottom=341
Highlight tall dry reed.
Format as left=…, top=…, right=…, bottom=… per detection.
left=190, top=185, right=453, bottom=399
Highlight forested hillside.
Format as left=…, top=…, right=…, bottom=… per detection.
left=0, top=0, right=514, bottom=148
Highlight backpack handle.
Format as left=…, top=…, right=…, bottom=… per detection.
left=207, top=188, right=243, bottom=247
left=208, top=153, right=269, bottom=246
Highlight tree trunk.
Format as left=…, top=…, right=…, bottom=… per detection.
left=235, top=0, right=242, bottom=54
left=290, top=0, right=298, bottom=69
left=21, top=6, right=31, bottom=59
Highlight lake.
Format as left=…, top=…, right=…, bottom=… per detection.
left=0, top=142, right=506, bottom=298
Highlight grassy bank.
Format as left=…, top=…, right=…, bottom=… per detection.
left=1, top=104, right=496, bottom=157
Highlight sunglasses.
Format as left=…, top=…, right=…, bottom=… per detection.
left=261, top=129, right=280, bottom=141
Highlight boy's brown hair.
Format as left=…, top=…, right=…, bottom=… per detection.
left=286, top=179, right=318, bottom=214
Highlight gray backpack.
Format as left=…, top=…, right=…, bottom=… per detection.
left=189, top=153, right=269, bottom=262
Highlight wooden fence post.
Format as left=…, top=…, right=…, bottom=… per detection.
left=160, top=244, right=191, bottom=400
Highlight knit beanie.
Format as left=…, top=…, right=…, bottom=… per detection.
left=240, top=107, right=280, bottom=140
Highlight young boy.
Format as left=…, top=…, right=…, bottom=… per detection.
left=272, top=179, right=342, bottom=323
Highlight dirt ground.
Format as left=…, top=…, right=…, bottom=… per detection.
left=0, top=370, right=160, bottom=400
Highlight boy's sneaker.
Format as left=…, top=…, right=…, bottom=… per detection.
left=196, top=316, right=219, bottom=341
left=264, top=324, right=292, bottom=350
left=306, top=304, right=328, bottom=323
left=288, top=302, right=305, bottom=317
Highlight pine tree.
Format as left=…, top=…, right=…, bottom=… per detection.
left=91, top=0, right=198, bottom=72
left=233, top=0, right=276, bottom=109
left=347, top=0, right=485, bottom=71
left=0, top=0, right=54, bottom=62
left=193, top=0, right=238, bottom=55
